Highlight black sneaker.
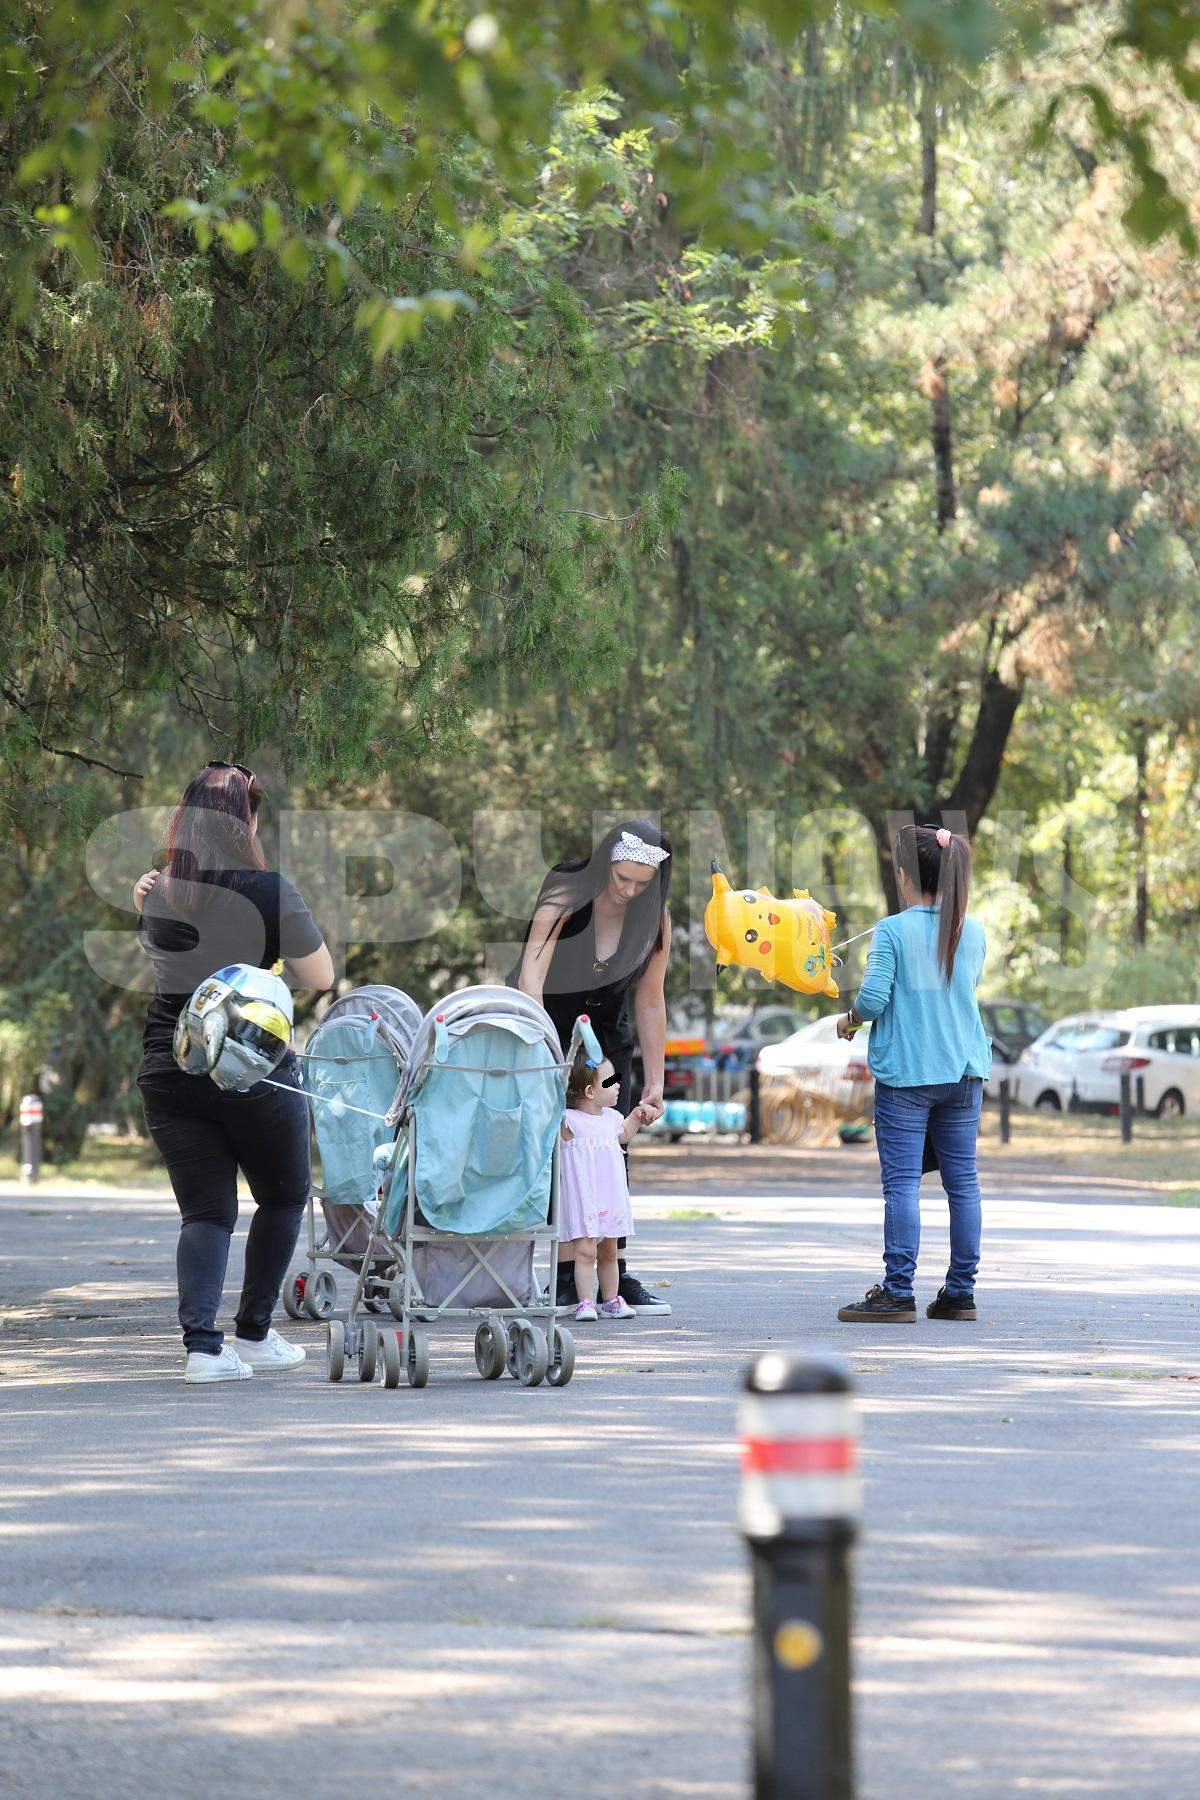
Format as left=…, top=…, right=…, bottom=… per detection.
left=618, top=1271, right=672, bottom=1316
left=926, top=1287, right=977, bottom=1321
left=554, top=1264, right=576, bottom=1313
left=836, top=1283, right=916, bottom=1323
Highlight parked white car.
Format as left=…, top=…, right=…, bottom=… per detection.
left=1015, top=1007, right=1200, bottom=1117
left=757, top=1013, right=874, bottom=1114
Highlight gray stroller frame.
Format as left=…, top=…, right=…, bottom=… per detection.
left=324, top=987, right=575, bottom=1391
left=283, top=985, right=423, bottom=1325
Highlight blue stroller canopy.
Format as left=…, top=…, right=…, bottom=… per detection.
left=399, top=987, right=565, bottom=1236
left=302, top=987, right=422, bottom=1213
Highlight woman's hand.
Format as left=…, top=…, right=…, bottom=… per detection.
left=836, top=1011, right=860, bottom=1041
left=638, top=1082, right=664, bottom=1123
left=133, top=870, right=158, bottom=914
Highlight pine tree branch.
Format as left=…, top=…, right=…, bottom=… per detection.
left=1, top=684, right=144, bottom=779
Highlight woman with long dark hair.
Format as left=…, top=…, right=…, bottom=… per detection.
left=835, top=823, right=991, bottom=1324
left=512, top=819, right=673, bottom=1315
left=134, top=763, right=334, bottom=1381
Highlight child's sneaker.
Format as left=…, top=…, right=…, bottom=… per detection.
left=573, top=1299, right=598, bottom=1322
left=184, top=1344, right=252, bottom=1383
left=598, top=1296, right=635, bottom=1320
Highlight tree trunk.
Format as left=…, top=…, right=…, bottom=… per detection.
left=917, top=79, right=956, bottom=533
left=867, top=661, right=1025, bottom=912
left=1133, top=726, right=1149, bottom=947
left=944, top=664, right=1025, bottom=831
left=922, top=691, right=959, bottom=794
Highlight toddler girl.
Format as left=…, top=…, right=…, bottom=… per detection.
left=559, top=1047, right=651, bottom=1321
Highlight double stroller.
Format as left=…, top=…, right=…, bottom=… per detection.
left=295, top=983, right=575, bottom=1390
left=283, top=984, right=421, bottom=1323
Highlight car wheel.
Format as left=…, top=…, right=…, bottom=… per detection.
left=1034, top=1091, right=1062, bottom=1113
left=1157, top=1089, right=1185, bottom=1119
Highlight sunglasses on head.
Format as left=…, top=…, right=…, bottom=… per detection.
left=206, top=759, right=255, bottom=783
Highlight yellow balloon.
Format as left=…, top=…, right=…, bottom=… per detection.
left=703, top=863, right=840, bottom=998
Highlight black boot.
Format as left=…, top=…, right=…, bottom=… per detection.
left=926, top=1286, right=977, bottom=1321
left=836, top=1283, right=916, bottom=1323
left=616, top=1258, right=672, bottom=1316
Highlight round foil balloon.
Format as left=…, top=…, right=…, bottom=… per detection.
left=173, top=964, right=294, bottom=1092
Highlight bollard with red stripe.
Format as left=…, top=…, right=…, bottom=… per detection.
left=740, top=1351, right=859, bottom=1799
left=19, top=1093, right=44, bottom=1186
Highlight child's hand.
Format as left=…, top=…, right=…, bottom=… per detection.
left=619, top=1102, right=652, bottom=1147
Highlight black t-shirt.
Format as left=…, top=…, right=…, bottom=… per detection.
left=138, top=869, right=323, bottom=1075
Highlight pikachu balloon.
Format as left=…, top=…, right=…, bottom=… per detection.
left=704, top=863, right=840, bottom=999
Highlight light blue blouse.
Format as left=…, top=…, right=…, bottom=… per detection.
left=852, top=905, right=991, bottom=1088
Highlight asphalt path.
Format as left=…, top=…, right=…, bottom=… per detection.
left=1, top=1142, right=1197, bottom=1797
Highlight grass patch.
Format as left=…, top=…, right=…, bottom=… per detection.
left=0, top=1133, right=164, bottom=1190
left=1162, top=1188, right=1200, bottom=1206
left=665, top=1208, right=721, bottom=1221
left=978, top=1109, right=1200, bottom=1187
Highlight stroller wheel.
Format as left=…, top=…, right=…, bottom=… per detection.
left=474, top=1320, right=506, bottom=1381
left=380, top=1330, right=402, bottom=1389
left=325, top=1321, right=346, bottom=1383
left=304, top=1269, right=337, bottom=1321
left=514, top=1323, right=548, bottom=1389
left=282, top=1275, right=306, bottom=1322
left=504, top=1317, right=532, bottom=1379
left=546, top=1325, right=575, bottom=1388
left=359, top=1320, right=379, bottom=1382
left=405, top=1324, right=429, bottom=1389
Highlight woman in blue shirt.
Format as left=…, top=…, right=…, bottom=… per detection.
left=835, top=824, right=991, bottom=1323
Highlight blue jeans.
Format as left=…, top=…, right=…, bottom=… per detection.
left=873, top=1076, right=982, bottom=1299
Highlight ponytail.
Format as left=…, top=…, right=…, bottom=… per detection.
left=892, top=823, right=973, bottom=981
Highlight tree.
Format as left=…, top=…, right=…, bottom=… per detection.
left=1, top=74, right=690, bottom=803
left=6, top=4, right=1199, bottom=322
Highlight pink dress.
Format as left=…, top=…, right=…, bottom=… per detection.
left=559, top=1107, right=635, bottom=1242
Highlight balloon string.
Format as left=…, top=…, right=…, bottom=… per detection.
left=830, top=924, right=877, bottom=954
left=261, top=1061, right=567, bottom=1119
left=258, top=1077, right=393, bottom=1121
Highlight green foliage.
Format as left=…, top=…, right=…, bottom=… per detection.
left=1, top=68, right=672, bottom=795
left=357, top=8, right=1200, bottom=1018
left=4, top=1, right=1199, bottom=333
left=5, top=2, right=1200, bottom=1140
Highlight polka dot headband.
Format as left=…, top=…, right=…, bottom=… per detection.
left=611, top=829, right=670, bottom=867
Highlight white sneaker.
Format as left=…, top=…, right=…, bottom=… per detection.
left=185, top=1345, right=252, bottom=1383
left=233, top=1328, right=306, bottom=1370
left=572, top=1299, right=598, bottom=1323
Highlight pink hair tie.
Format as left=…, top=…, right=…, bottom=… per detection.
left=935, top=828, right=952, bottom=848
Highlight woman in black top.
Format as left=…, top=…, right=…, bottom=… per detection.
left=134, top=763, right=334, bottom=1383
left=513, top=819, right=672, bottom=1315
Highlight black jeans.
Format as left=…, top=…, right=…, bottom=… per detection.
left=139, top=1055, right=310, bottom=1354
